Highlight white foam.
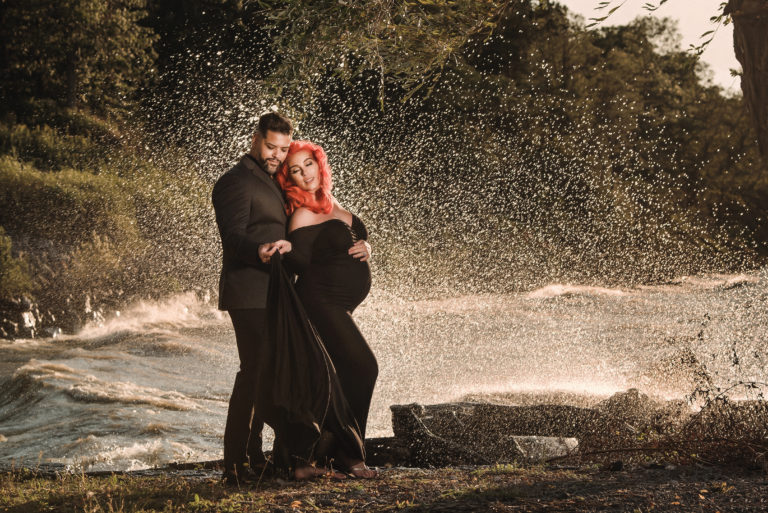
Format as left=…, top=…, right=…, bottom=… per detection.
left=14, top=360, right=199, bottom=411
left=76, top=292, right=226, bottom=339
left=48, top=438, right=216, bottom=472
left=526, top=284, right=628, bottom=299
left=637, top=273, right=760, bottom=293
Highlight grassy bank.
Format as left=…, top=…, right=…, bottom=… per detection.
left=0, top=105, right=218, bottom=335
left=1, top=463, right=765, bottom=512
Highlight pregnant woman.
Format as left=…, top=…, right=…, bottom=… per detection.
left=276, top=140, right=378, bottom=479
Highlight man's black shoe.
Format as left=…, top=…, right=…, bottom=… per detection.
left=222, top=465, right=262, bottom=486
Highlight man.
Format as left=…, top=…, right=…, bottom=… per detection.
left=212, top=112, right=294, bottom=484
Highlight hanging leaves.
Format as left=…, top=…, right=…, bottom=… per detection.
left=255, top=0, right=513, bottom=104
left=586, top=0, right=729, bottom=57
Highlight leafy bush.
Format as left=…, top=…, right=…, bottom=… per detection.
left=0, top=122, right=100, bottom=172
left=0, top=226, right=34, bottom=300
left=0, top=156, right=138, bottom=244
left=2, top=98, right=121, bottom=141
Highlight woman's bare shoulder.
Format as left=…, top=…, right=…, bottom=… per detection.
left=331, top=198, right=355, bottom=225
left=289, top=207, right=319, bottom=232
left=331, top=197, right=351, bottom=215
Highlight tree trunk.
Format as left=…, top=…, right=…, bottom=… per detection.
left=725, top=0, right=768, bottom=163
left=65, top=52, right=78, bottom=109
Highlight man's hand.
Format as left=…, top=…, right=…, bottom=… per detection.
left=348, top=240, right=371, bottom=262
left=258, top=240, right=292, bottom=263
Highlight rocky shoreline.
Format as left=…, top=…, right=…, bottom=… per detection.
left=0, top=289, right=215, bottom=340
left=5, top=390, right=768, bottom=477
left=0, top=294, right=107, bottom=340
left=4, top=392, right=768, bottom=511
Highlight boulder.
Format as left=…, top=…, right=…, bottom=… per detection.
left=0, top=296, right=39, bottom=339
left=386, top=392, right=696, bottom=466
left=389, top=402, right=584, bottom=466
left=512, top=436, right=579, bottom=463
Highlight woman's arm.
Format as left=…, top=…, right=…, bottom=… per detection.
left=351, top=214, right=369, bottom=241
left=348, top=213, right=371, bottom=262
left=332, top=198, right=371, bottom=260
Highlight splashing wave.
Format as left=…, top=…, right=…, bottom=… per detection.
left=75, top=293, right=226, bottom=340
left=11, top=360, right=199, bottom=411
left=526, top=284, right=628, bottom=299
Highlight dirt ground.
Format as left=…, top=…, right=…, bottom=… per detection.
left=2, top=462, right=768, bottom=512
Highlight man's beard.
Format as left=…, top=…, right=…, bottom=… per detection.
left=258, top=156, right=281, bottom=174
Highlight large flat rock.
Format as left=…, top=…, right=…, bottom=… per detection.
left=388, top=402, right=586, bottom=466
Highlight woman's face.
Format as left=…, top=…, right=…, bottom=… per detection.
left=286, top=150, right=320, bottom=192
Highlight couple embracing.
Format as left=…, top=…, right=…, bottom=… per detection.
left=212, top=112, right=378, bottom=484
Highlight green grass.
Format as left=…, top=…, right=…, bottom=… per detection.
left=1, top=463, right=764, bottom=513
left=0, top=155, right=139, bottom=244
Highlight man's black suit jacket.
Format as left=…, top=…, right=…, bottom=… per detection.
left=212, top=155, right=287, bottom=310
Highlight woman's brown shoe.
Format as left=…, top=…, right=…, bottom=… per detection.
left=348, top=463, right=377, bottom=479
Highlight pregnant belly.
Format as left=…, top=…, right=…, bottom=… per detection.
left=296, top=260, right=371, bottom=311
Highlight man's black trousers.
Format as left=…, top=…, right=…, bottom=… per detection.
left=223, top=308, right=271, bottom=471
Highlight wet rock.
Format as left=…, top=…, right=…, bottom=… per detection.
left=365, top=436, right=411, bottom=467
left=392, top=402, right=600, bottom=439
left=387, top=394, right=697, bottom=466
left=0, top=296, right=40, bottom=339
left=195, top=287, right=213, bottom=305
left=53, top=293, right=94, bottom=333
left=42, top=326, right=63, bottom=338
left=19, top=310, right=36, bottom=338
left=0, top=320, right=17, bottom=339
left=596, top=388, right=656, bottom=420
left=390, top=403, right=582, bottom=466
left=510, top=436, right=579, bottom=463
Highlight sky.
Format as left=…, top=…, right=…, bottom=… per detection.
left=559, top=0, right=739, bottom=92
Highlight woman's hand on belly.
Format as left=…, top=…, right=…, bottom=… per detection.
left=348, top=240, right=371, bottom=262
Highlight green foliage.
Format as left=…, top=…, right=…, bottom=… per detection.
left=0, top=226, right=34, bottom=300
left=4, top=98, right=122, bottom=143
left=0, top=122, right=99, bottom=172
left=0, top=156, right=138, bottom=244
left=258, top=0, right=511, bottom=102
left=0, top=147, right=216, bottom=303
left=288, top=3, right=764, bottom=289
left=0, top=0, right=157, bottom=115
left=0, top=0, right=763, bottom=312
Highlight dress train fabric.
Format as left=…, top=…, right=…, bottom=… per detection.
left=265, top=252, right=365, bottom=468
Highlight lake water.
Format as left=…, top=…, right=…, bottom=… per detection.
left=1, top=271, right=766, bottom=471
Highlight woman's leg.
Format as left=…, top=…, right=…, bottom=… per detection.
left=302, top=300, right=378, bottom=438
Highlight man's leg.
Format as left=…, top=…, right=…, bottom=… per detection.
left=223, top=308, right=269, bottom=475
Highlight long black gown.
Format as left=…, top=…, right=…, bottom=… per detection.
left=286, top=215, right=378, bottom=441
left=265, top=252, right=365, bottom=470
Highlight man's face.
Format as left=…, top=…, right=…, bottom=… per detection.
left=250, top=130, right=291, bottom=174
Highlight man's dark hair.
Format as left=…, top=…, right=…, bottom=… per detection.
left=257, top=112, right=293, bottom=137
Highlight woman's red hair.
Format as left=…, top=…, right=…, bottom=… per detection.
left=276, top=140, right=334, bottom=215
